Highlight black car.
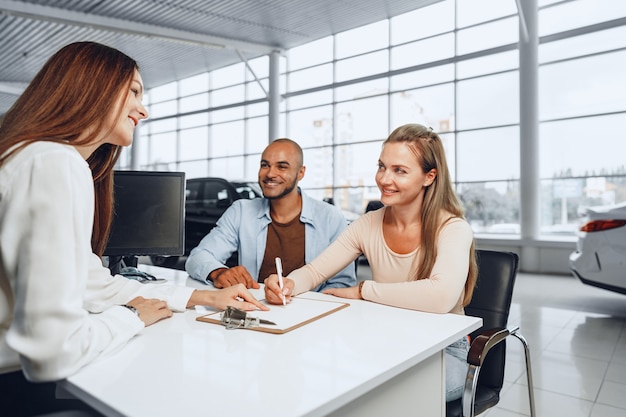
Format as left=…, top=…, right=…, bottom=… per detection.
left=150, top=177, right=261, bottom=268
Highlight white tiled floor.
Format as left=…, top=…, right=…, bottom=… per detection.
left=489, top=272, right=626, bottom=417
left=355, top=264, right=626, bottom=417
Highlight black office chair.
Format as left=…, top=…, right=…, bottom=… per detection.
left=446, top=250, right=536, bottom=417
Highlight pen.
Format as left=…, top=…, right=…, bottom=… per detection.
left=275, top=257, right=287, bottom=305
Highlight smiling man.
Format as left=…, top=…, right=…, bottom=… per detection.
left=185, top=138, right=356, bottom=291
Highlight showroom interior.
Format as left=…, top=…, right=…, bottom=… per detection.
left=1, top=1, right=625, bottom=416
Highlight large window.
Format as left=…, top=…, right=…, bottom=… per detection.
left=536, top=1, right=626, bottom=236
left=129, top=0, right=626, bottom=238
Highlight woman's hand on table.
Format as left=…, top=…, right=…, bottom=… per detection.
left=188, top=284, right=268, bottom=311
left=323, top=286, right=361, bottom=299
left=126, top=296, right=173, bottom=326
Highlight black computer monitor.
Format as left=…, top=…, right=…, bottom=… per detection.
left=104, top=170, right=186, bottom=274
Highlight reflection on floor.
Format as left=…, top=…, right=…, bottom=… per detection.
left=356, top=265, right=626, bottom=417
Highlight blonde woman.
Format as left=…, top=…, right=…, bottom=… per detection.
left=265, top=123, right=477, bottom=401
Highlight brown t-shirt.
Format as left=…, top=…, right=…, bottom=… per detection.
left=257, top=214, right=305, bottom=282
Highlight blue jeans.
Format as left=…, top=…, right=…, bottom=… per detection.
left=445, top=336, right=470, bottom=402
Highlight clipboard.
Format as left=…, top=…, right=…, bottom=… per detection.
left=196, top=296, right=349, bottom=334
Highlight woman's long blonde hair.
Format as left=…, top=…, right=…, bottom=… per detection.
left=0, top=42, right=138, bottom=255
left=384, top=124, right=477, bottom=306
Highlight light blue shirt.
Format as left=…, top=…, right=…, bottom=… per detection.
left=185, top=191, right=356, bottom=291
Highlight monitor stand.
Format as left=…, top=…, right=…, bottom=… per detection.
left=107, top=256, right=164, bottom=283
left=107, top=255, right=138, bottom=276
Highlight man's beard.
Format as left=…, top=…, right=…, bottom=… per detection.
left=261, top=178, right=297, bottom=200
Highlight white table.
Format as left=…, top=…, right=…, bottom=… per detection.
left=59, top=266, right=481, bottom=417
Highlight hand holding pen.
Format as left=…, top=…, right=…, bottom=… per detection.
left=263, top=260, right=294, bottom=305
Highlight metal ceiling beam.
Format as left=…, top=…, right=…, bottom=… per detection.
left=515, top=0, right=529, bottom=43
left=0, top=0, right=280, bottom=54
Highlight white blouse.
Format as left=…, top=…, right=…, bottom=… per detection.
left=0, top=141, right=193, bottom=381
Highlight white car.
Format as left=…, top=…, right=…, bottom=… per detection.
left=569, top=202, right=626, bottom=295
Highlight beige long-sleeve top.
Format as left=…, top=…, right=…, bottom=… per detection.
left=289, top=207, right=474, bottom=315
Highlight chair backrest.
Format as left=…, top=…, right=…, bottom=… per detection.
left=465, top=249, right=519, bottom=391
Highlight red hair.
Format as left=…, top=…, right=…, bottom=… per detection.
left=0, top=42, right=138, bottom=255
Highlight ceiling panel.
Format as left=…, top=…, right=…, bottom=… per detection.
left=0, top=0, right=440, bottom=115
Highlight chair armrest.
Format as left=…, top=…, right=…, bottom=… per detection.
left=467, top=327, right=512, bottom=366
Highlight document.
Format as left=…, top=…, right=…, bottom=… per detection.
left=196, top=296, right=349, bottom=334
